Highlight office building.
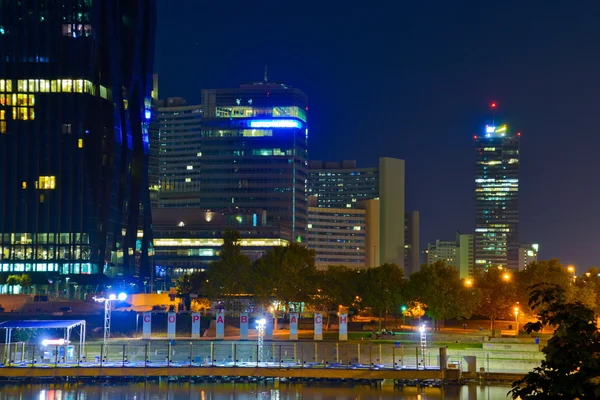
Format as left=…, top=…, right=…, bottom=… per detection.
left=308, top=158, right=419, bottom=272
left=0, top=0, right=156, bottom=292
left=152, top=208, right=291, bottom=287
left=474, top=124, right=520, bottom=270
left=426, top=232, right=473, bottom=279
left=456, top=233, right=474, bottom=278
left=307, top=200, right=366, bottom=269
left=427, top=240, right=457, bottom=266
left=150, top=80, right=308, bottom=280
left=518, top=243, right=539, bottom=270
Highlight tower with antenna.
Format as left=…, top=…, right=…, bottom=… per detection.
left=264, top=65, right=268, bottom=83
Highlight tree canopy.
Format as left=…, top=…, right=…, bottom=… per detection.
left=510, top=284, right=600, bottom=399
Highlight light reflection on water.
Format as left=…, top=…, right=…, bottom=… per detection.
left=0, top=382, right=512, bottom=399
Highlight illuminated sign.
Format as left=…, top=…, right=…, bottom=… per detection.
left=249, top=119, right=302, bottom=129
left=484, top=125, right=508, bottom=135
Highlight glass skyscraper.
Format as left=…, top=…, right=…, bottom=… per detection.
left=474, top=124, right=520, bottom=270
left=0, top=0, right=156, bottom=291
left=150, top=81, right=308, bottom=281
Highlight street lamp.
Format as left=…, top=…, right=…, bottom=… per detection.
left=464, top=279, right=473, bottom=287
left=502, top=273, right=511, bottom=281
left=256, top=318, right=266, bottom=363
left=419, top=325, right=427, bottom=368
left=94, top=292, right=127, bottom=345
left=401, top=305, right=407, bottom=327
left=514, top=306, right=520, bottom=334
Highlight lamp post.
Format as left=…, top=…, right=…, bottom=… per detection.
left=419, top=325, right=427, bottom=368
left=514, top=306, right=520, bottom=334
left=94, top=292, right=127, bottom=346
left=256, top=318, right=266, bottom=363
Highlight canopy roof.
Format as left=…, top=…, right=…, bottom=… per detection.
left=0, top=320, right=85, bottom=330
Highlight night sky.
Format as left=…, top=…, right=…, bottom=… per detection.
left=155, top=0, right=600, bottom=272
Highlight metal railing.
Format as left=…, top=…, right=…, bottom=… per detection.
left=0, top=341, right=541, bottom=373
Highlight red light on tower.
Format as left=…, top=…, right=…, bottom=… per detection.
left=491, top=102, right=497, bottom=109
left=517, top=132, right=521, bottom=136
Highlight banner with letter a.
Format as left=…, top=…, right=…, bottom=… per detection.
left=240, top=313, right=249, bottom=340
left=216, top=312, right=225, bottom=339
left=289, top=313, right=299, bottom=340
left=339, top=313, right=348, bottom=341
left=314, top=313, right=323, bottom=340
left=167, top=312, right=176, bottom=339
left=191, top=313, right=201, bottom=338
left=142, top=312, right=151, bottom=339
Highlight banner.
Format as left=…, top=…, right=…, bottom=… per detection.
left=314, top=313, right=323, bottom=340
left=289, top=313, right=298, bottom=340
left=142, top=312, right=151, bottom=339
left=339, top=313, right=348, bottom=341
left=167, top=312, right=176, bottom=339
left=240, top=313, right=249, bottom=340
left=216, top=312, right=225, bottom=339
left=191, top=313, right=201, bottom=338
left=265, top=314, right=274, bottom=340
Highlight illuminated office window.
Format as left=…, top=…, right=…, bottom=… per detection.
left=78, top=139, right=83, bottom=148
left=17, top=80, right=27, bottom=92
left=74, top=80, right=84, bottom=93
left=22, top=182, right=27, bottom=189
left=61, top=79, right=73, bottom=92
left=37, top=176, right=56, bottom=190
left=0, top=121, right=5, bottom=133
left=0, top=110, right=4, bottom=119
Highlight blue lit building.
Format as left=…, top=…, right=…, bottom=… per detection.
left=151, top=81, right=308, bottom=281
left=0, top=0, right=156, bottom=293
left=474, top=124, right=520, bottom=270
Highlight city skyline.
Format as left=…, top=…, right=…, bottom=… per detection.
left=154, top=0, right=600, bottom=271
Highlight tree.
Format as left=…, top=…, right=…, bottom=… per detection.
left=175, top=273, right=193, bottom=310
left=568, top=267, right=600, bottom=316
left=19, top=274, right=32, bottom=294
left=359, top=263, right=405, bottom=330
left=252, top=243, right=317, bottom=310
left=406, top=261, right=479, bottom=330
left=510, top=284, right=600, bottom=399
left=312, top=265, right=359, bottom=328
left=6, top=275, right=20, bottom=294
left=473, top=267, right=518, bottom=330
left=205, top=229, right=252, bottom=303
left=515, top=259, right=573, bottom=318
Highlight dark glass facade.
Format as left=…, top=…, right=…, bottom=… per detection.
left=474, top=124, right=520, bottom=270
left=0, top=0, right=156, bottom=288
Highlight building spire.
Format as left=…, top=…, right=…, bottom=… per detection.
left=264, top=65, right=268, bottom=82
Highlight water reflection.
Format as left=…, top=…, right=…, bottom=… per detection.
left=0, top=382, right=512, bottom=399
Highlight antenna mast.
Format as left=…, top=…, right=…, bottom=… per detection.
left=264, top=65, right=268, bottom=82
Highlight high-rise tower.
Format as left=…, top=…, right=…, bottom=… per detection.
left=474, top=123, right=520, bottom=269
left=0, top=0, right=157, bottom=289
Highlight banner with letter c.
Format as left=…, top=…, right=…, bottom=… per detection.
left=167, top=312, right=176, bottom=339
left=314, top=313, right=323, bottom=340
left=142, top=312, right=151, bottom=339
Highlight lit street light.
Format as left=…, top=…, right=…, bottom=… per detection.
left=464, top=279, right=473, bottom=287
left=256, top=318, right=266, bottom=363
left=514, top=306, right=520, bottom=334
left=94, top=292, right=127, bottom=346
left=502, top=273, right=511, bottom=281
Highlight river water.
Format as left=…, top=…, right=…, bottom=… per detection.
left=0, top=382, right=513, bottom=399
